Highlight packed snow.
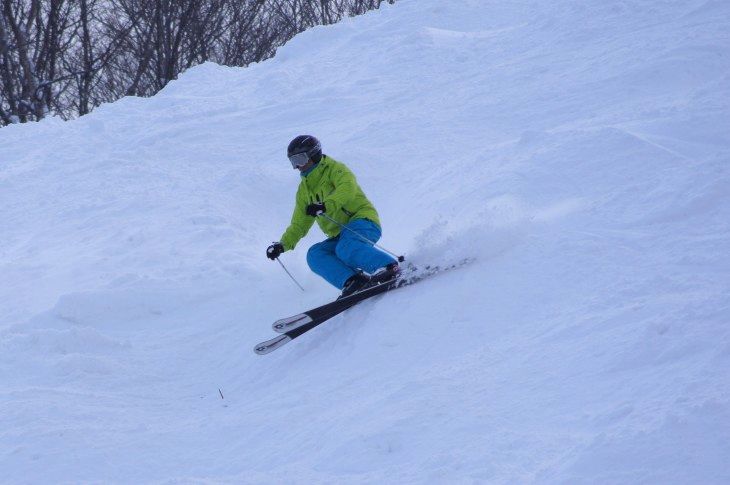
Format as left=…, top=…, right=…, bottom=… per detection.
left=2, top=0, right=729, bottom=482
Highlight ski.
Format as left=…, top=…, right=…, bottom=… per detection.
left=254, top=259, right=471, bottom=355
left=255, top=277, right=398, bottom=354
left=271, top=268, right=403, bottom=333
left=271, top=263, right=418, bottom=333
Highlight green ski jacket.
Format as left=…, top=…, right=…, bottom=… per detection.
left=280, top=155, right=380, bottom=251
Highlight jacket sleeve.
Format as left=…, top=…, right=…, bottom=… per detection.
left=323, top=163, right=357, bottom=214
left=280, top=187, right=315, bottom=251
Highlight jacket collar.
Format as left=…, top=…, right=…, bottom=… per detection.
left=301, top=155, right=329, bottom=186
left=300, top=162, right=318, bottom=177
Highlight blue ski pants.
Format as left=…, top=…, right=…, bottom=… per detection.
left=307, top=219, right=396, bottom=289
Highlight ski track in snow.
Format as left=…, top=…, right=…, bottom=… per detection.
left=1, top=0, right=730, bottom=482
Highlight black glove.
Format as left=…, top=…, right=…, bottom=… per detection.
left=306, top=202, right=326, bottom=217
left=266, top=242, right=284, bottom=260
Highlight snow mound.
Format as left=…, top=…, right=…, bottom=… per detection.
left=1, top=0, right=729, bottom=482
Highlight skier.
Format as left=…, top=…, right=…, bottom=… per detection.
left=266, top=135, right=399, bottom=297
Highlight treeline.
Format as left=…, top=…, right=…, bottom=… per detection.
left=0, top=0, right=394, bottom=126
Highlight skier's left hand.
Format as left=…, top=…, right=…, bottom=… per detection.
left=266, top=242, right=284, bottom=260
left=306, top=202, right=326, bottom=217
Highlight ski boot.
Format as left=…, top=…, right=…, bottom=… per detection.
left=368, top=262, right=401, bottom=286
left=339, top=271, right=371, bottom=299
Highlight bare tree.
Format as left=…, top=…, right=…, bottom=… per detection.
left=0, top=0, right=81, bottom=122
left=103, top=0, right=228, bottom=96
left=218, top=0, right=276, bottom=66
left=0, top=0, right=397, bottom=126
left=1, top=0, right=45, bottom=122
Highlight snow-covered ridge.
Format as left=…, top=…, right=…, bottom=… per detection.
left=1, top=0, right=729, bottom=482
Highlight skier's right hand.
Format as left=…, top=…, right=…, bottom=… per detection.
left=267, top=242, right=284, bottom=260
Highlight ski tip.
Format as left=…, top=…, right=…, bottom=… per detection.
left=253, top=334, right=292, bottom=355
left=272, top=314, right=313, bottom=333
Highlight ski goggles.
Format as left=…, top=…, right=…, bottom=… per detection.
left=288, top=152, right=310, bottom=168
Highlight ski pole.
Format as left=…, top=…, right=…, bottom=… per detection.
left=318, top=213, right=405, bottom=262
left=276, top=257, right=305, bottom=292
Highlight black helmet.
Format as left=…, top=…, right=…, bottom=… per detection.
left=287, top=135, right=322, bottom=167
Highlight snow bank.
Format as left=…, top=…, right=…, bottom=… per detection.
left=1, top=0, right=729, bottom=482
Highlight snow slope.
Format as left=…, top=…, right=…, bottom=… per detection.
left=2, top=0, right=730, bottom=482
